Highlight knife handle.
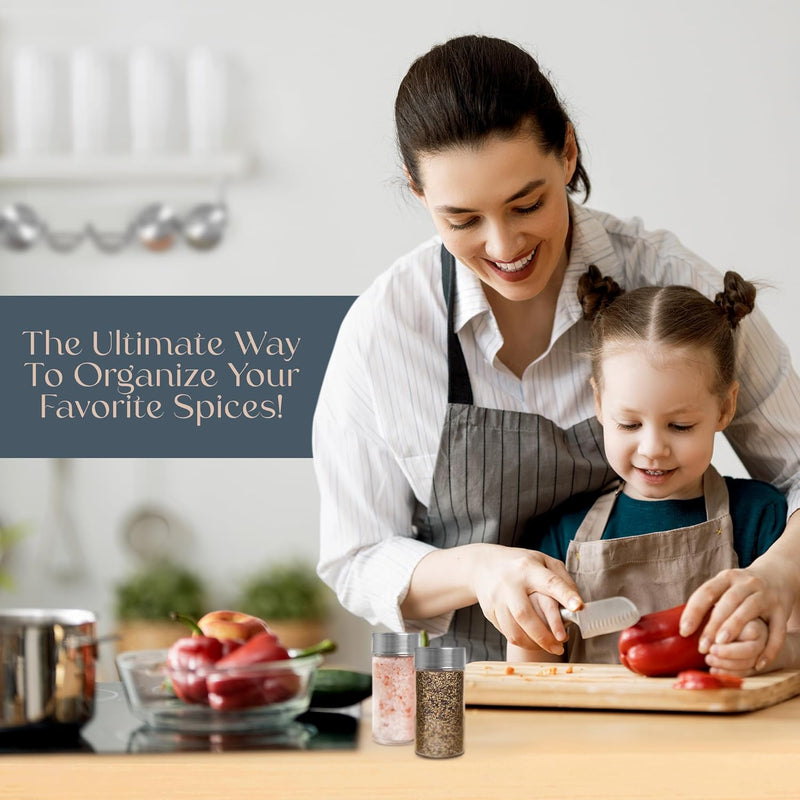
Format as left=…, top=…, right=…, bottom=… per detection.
left=559, top=608, right=578, bottom=627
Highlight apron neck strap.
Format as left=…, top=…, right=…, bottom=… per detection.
left=572, top=481, right=623, bottom=543
left=441, top=244, right=474, bottom=406
left=702, top=465, right=730, bottom=519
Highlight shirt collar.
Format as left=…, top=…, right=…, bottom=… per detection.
left=452, top=260, right=491, bottom=333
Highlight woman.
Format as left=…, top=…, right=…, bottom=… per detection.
left=312, top=34, right=800, bottom=664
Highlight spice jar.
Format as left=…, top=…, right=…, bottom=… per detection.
left=414, top=646, right=466, bottom=759
left=371, top=632, right=421, bottom=745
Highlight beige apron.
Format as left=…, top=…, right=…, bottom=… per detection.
left=565, top=465, right=739, bottom=663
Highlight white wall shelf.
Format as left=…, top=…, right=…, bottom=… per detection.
left=0, top=152, right=253, bottom=183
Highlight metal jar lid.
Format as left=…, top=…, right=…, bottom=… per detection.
left=414, top=646, right=466, bottom=671
left=371, top=631, right=421, bottom=656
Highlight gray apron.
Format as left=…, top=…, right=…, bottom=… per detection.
left=414, top=246, right=615, bottom=661
left=565, top=465, right=739, bottom=663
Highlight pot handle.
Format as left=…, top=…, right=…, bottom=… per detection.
left=61, top=632, right=120, bottom=651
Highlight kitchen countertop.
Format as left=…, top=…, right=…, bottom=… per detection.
left=3, top=694, right=800, bottom=799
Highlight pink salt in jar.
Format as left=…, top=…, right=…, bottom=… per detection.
left=371, top=632, right=421, bottom=745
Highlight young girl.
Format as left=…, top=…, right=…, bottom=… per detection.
left=508, top=267, right=799, bottom=673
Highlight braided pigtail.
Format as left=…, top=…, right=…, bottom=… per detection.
left=714, top=271, right=757, bottom=330
left=577, top=264, right=625, bottom=321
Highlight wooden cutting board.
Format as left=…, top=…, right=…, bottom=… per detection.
left=465, top=661, right=800, bottom=713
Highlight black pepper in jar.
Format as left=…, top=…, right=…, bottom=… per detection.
left=414, top=646, right=466, bottom=759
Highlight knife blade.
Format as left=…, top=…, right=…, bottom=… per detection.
left=559, top=596, right=641, bottom=638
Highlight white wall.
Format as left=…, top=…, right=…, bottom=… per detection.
left=0, top=0, right=798, bottom=674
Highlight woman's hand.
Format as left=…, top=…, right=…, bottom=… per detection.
left=401, top=543, right=582, bottom=654
left=680, top=564, right=792, bottom=671
left=468, top=545, right=581, bottom=655
left=705, top=618, right=768, bottom=676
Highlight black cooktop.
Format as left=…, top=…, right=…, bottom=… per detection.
left=0, top=683, right=359, bottom=754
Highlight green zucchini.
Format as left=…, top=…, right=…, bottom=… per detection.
left=310, top=668, right=372, bottom=708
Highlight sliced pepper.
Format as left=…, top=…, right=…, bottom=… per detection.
left=673, top=670, right=743, bottom=690
left=618, top=603, right=708, bottom=677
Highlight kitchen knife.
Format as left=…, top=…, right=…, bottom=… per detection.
left=559, top=596, right=641, bottom=638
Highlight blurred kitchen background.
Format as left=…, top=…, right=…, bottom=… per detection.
left=0, top=0, right=797, bottom=677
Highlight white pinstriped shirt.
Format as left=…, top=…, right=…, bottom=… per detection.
left=312, top=203, right=800, bottom=634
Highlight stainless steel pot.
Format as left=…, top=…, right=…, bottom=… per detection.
left=0, top=608, right=97, bottom=730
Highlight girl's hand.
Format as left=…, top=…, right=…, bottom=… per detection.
left=705, top=618, right=769, bottom=676
left=469, top=545, right=580, bottom=655
left=680, top=565, right=790, bottom=671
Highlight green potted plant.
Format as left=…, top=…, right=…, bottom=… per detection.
left=114, top=562, right=207, bottom=653
left=236, top=562, right=330, bottom=649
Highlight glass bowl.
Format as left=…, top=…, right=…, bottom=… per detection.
left=116, top=649, right=322, bottom=733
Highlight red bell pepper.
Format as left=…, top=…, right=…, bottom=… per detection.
left=213, top=630, right=289, bottom=668
left=166, top=635, right=226, bottom=703
left=206, top=631, right=298, bottom=711
left=618, top=603, right=708, bottom=677
left=206, top=636, right=337, bottom=711
left=673, top=670, right=743, bottom=690
left=166, top=613, right=243, bottom=704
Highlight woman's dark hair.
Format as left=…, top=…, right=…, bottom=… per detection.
left=577, top=265, right=757, bottom=396
left=395, top=35, right=590, bottom=200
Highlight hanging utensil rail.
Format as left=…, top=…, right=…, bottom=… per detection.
left=0, top=196, right=228, bottom=253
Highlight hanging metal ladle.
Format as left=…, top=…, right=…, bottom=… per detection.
left=181, top=201, right=228, bottom=250
left=182, top=180, right=229, bottom=250
left=134, top=203, right=181, bottom=252
left=1, top=203, right=42, bottom=250
left=121, top=460, right=191, bottom=565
